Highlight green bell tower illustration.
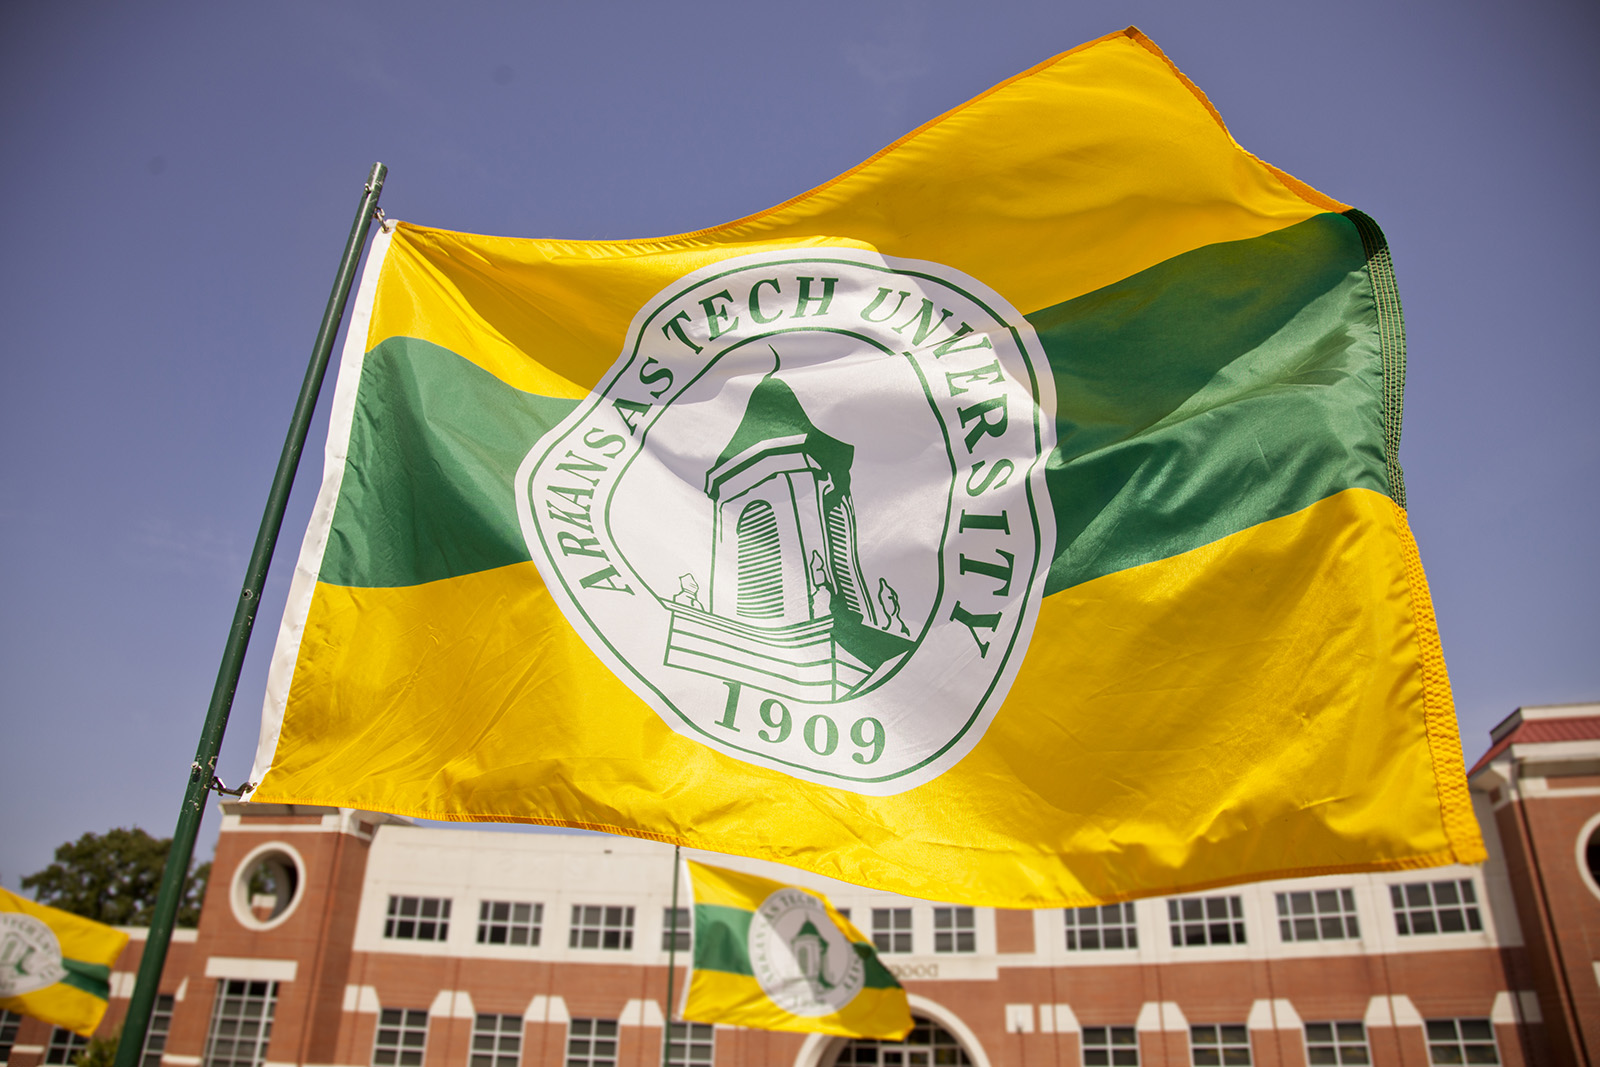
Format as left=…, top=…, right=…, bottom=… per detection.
left=789, top=917, right=835, bottom=993
left=663, top=363, right=915, bottom=701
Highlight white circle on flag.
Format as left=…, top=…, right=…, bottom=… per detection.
left=747, top=887, right=866, bottom=1017
left=517, top=249, right=1056, bottom=795
left=0, top=912, right=69, bottom=997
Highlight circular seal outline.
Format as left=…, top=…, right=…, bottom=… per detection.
left=517, top=249, right=1056, bottom=795
left=747, top=887, right=865, bottom=1017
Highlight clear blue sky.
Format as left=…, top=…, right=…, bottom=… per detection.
left=2, top=1, right=1595, bottom=889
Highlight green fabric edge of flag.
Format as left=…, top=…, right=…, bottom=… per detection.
left=852, top=941, right=903, bottom=991
left=1343, top=208, right=1408, bottom=510
left=58, top=957, right=112, bottom=1001
left=315, top=211, right=1395, bottom=593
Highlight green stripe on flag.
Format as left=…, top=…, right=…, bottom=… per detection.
left=853, top=942, right=902, bottom=990
left=319, top=338, right=577, bottom=588
left=1030, top=211, right=1391, bottom=594
left=59, top=957, right=112, bottom=1001
left=319, top=213, right=1395, bottom=596
left=692, top=903, right=754, bottom=975
left=691, top=904, right=900, bottom=989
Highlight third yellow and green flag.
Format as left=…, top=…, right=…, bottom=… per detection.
left=246, top=27, right=1484, bottom=906
left=0, top=887, right=128, bottom=1037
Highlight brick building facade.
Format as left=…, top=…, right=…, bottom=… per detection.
left=3, top=703, right=1596, bottom=1067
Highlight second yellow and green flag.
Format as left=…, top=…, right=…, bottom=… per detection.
left=680, top=861, right=910, bottom=1040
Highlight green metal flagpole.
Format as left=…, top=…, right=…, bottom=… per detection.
left=662, top=845, right=683, bottom=1067
left=111, top=162, right=387, bottom=1067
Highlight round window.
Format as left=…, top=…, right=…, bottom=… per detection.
left=230, top=843, right=306, bottom=931
left=1578, top=813, right=1600, bottom=904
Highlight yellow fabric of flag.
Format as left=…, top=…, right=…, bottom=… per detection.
left=682, top=861, right=911, bottom=1040
left=246, top=27, right=1484, bottom=906
left=0, top=887, right=129, bottom=1037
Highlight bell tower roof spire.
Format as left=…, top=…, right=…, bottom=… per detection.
left=709, top=371, right=854, bottom=501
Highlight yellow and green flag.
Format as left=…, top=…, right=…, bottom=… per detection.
left=246, top=27, right=1484, bottom=906
left=0, top=887, right=129, bottom=1037
left=681, top=861, right=910, bottom=1040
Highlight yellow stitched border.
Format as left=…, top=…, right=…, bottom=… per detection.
left=1392, top=500, right=1486, bottom=863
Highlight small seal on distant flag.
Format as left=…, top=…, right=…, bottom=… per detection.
left=0, top=912, right=69, bottom=996
left=747, top=887, right=865, bottom=1017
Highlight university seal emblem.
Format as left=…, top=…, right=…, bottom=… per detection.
left=0, top=912, right=68, bottom=997
left=747, top=887, right=864, bottom=1017
left=518, top=250, right=1055, bottom=795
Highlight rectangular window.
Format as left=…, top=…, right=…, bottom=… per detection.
left=477, top=900, right=542, bottom=946
left=371, top=1008, right=429, bottom=1067
left=662, top=907, right=691, bottom=952
left=1391, top=881, right=1483, bottom=936
left=470, top=1013, right=522, bottom=1067
left=871, top=908, right=913, bottom=954
left=933, top=907, right=976, bottom=953
left=142, top=994, right=178, bottom=1067
left=665, top=1022, right=714, bottom=1066
left=1424, top=1018, right=1498, bottom=1065
left=1277, top=889, right=1360, bottom=942
left=2, top=1010, right=24, bottom=1065
left=384, top=896, right=452, bottom=942
left=203, top=979, right=279, bottom=1067
left=1190, top=1024, right=1251, bottom=1066
left=569, top=906, right=635, bottom=950
left=1083, top=1025, right=1139, bottom=1066
left=44, top=1028, right=89, bottom=1065
left=1168, top=897, right=1246, bottom=947
left=1304, top=1022, right=1370, bottom=1066
left=566, top=1018, right=618, bottom=1067
left=1065, top=903, right=1139, bottom=951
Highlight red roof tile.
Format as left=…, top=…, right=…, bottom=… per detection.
left=1468, top=715, right=1600, bottom=777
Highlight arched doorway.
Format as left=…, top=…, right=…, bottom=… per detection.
left=829, top=1016, right=974, bottom=1066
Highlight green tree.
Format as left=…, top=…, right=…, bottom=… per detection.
left=21, top=828, right=211, bottom=927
